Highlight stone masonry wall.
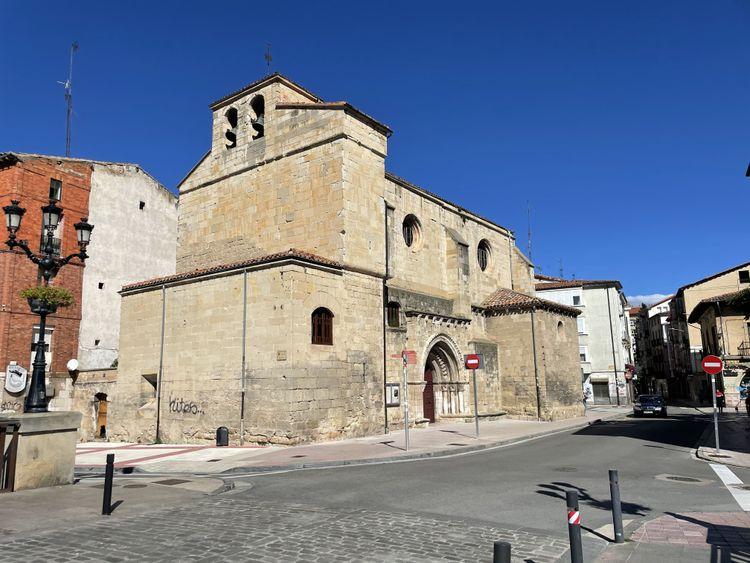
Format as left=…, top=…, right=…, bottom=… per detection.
left=111, top=264, right=384, bottom=445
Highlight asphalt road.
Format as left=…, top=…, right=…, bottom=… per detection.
left=233, top=407, right=749, bottom=558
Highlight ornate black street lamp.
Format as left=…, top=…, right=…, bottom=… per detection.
left=3, top=199, right=94, bottom=413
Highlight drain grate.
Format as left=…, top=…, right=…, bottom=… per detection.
left=447, top=443, right=468, bottom=446
left=709, top=454, right=731, bottom=459
left=123, top=484, right=148, bottom=489
left=154, top=478, right=191, bottom=486
left=291, top=454, right=307, bottom=458
left=553, top=467, right=578, bottom=473
left=207, top=459, right=222, bottom=462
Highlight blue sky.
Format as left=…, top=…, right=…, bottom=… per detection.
left=1, top=1, right=748, bottom=302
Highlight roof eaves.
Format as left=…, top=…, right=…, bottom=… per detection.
left=275, top=101, right=392, bottom=137
left=384, top=172, right=513, bottom=238
left=209, top=73, right=323, bottom=110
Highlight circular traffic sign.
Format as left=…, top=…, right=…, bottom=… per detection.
left=702, top=355, right=723, bottom=375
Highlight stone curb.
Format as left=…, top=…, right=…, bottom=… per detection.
left=75, top=411, right=627, bottom=477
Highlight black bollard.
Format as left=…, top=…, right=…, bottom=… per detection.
left=566, top=490, right=584, bottom=563
left=102, top=453, right=114, bottom=515
left=493, top=540, right=511, bottom=563
left=608, top=469, right=624, bottom=543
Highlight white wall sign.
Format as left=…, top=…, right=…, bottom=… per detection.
left=5, top=364, right=28, bottom=394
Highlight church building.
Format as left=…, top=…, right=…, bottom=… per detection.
left=108, top=74, right=583, bottom=445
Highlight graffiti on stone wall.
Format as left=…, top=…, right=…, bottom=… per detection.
left=1, top=400, right=22, bottom=411
left=168, top=396, right=205, bottom=415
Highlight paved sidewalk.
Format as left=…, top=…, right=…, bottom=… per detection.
left=597, top=512, right=750, bottom=562
left=77, top=406, right=630, bottom=475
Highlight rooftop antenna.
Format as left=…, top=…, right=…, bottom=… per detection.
left=264, top=42, right=273, bottom=73
left=559, top=258, right=564, bottom=279
left=58, top=41, right=78, bottom=157
left=526, top=201, right=532, bottom=261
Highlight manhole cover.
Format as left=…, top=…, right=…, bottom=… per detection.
left=123, top=484, right=148, bottom=489
left=665, top=476, right=701, bottom=483
left=554, top=467, right=578, bottom=472
left=448, top=443, right=468, bottom=446
left=154, top=478, right=191, bottom=486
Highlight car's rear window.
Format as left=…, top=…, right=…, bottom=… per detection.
left=638, top=395, right=661, bottom=403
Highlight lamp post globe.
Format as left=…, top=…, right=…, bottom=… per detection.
left=74, top=217, right=94, bottom=248
left=41, top=199, right=63, bottom=231
left=3, top=200, right=25, bottom=236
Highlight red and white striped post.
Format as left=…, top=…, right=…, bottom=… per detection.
left=566, top=490, right=583, bottom=563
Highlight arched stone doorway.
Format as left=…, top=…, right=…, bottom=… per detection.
left=423, top=340, right=465, bottom=422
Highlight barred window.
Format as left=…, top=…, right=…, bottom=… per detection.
left=311, top=307, right=334, bottom=345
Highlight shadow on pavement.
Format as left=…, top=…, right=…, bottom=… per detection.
left=572, top=413, right=707, bottom=449
left=536, top=482, right=650, bottom=517
left=665, top=512, right=750, bottom=562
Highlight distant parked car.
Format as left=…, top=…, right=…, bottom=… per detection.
left=633, top=395, right=667, bottom=417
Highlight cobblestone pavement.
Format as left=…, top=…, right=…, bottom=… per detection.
left=0, top=491, right=569, bottom=562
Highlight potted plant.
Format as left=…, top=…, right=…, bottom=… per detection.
left=21, top=286, right=74, bottom=315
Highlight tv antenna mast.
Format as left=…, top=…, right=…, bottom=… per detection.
left=526, top=201, right=532, bottom=261
left=559, top=258, right=564, bottom=278
left=59, top=42, right=79, bottom=157
left=264, top=43, right=273, bottom=72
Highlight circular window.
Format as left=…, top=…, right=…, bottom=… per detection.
left=477, top=239, right=491, bottom=271
left=402, top=214, right=422, bottom=248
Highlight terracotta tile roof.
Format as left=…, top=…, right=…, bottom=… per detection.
left=534, top=273, right=565, bottom=282
left=677, top=261, right=750, bottom=295
left=121, top=249, right=341, bottom=292
left=276, top=101, right=392, bottom=137
left=688, top=289, right=750, bottom=323
left=535, top=278, right=622, bottom=291
left=481, top=288, right=580, bottom=317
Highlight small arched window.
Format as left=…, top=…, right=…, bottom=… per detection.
left=402, top=214, right=421, bottom=248
left=224, top=107, right=238, bottom=149
left=311, top=307, right=334, bottom=345
left=387, top=302, right=401, bottom=328
left=477, top=239, right=491, bottom=271
left=250, top=95, right=265, bottom=139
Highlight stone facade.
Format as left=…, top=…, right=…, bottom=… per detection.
left=111, top=74, right=583, bottom=445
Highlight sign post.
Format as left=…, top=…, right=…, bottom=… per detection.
left=401, top=350, right=416, bottom=451
left=464, top=354, right=483, bottom=438
left=702, top=355, right=723, bottom=455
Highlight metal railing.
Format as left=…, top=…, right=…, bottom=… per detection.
left=738, top=341, right=750, bottom=357
left=0, top=419, right=20, bottom=493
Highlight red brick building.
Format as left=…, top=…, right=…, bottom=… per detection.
left=0, top=153, right=91, bottom=383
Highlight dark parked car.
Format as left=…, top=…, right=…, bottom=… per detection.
left=633, top=394, right=667, bottom=417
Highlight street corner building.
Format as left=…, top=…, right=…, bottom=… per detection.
left=0, top=152, right=177, bottom=439
left=109, top=74, right=584, bottom=446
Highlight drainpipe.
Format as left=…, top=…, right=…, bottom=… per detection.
left=606, top=287, right=621, bottom=406
left=530, top=306, right=542, bottom=420
left=382, top=200, right=392, bottom=434
left=508, top=238, right=515, bottom=290
left=240, top=269, right=248, bottom=445
left=155, top=284, right=166, bottom=443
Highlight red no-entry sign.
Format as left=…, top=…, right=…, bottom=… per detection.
left=702, top=355, right=723, bottom=375
left=464, top=354, right=483, bottom=370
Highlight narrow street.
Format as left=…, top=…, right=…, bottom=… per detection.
left=1, top=408, right=748, bottom=561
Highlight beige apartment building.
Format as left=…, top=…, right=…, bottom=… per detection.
left=670, top=261, right=750, bottom=401
left=689, top=289, right=750, bottom=406
left=107, top=74, right=584, bottom=445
